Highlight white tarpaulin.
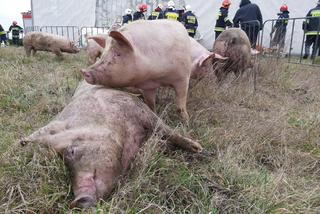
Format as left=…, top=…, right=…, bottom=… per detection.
left=32, top=0, right=318, bottom=52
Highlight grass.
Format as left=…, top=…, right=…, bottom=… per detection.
left=0, top=47, right=320, bottom=213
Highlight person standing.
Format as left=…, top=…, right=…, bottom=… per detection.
left=302, top=0, right=320, bottom=59
left=180, top=5, right=198, bottom=38
left=270, top=5, right=290, bottom=52
left=148, top=4, right=164, bottom=20
left=233, top=0, right=263, bottom=49
left=164, top=1, right=179, bottom=21
left=122, top=8, right=133, bottom=25
left=133, top=4, right=148, bottom=21
left=215, top=0, right=233, bottom=39
left=8, top=21, right=23, bottom=46
left=0, top=24, right=8, bottom=46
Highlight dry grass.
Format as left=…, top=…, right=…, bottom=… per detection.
left=0, top=47, right=319, bottom=213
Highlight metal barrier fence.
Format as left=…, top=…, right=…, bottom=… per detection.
left=239, top=20, right=262, bottom=49
left=79, top=27, right=110, bottom=47
left=260, top=17, right=320, bottom=66
left=39, top=26, right=81, bottom=46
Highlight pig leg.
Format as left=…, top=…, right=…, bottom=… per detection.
left=150, top=119, right=202, bottom=153
left=20, top=121, right=67, bottom=146
left=173, top=81, right=189, bottom=123
left=142, top=89, right=157, bottom=111
left=24, top=46, right=32, bottom=57
left=51, top=48, right=63, bottom=58
left=32, top=49, right=37, bottom=56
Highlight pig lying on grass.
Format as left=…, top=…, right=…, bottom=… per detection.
left=213, top=28, right=253, bottom=81
left=20, top=82, right=202, bottom=209
left=81, top=20, right=192, bottom=123
left=23, top=32, right=80, bottom=57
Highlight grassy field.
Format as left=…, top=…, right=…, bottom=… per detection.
left=0, top=47, right=319, bottom=213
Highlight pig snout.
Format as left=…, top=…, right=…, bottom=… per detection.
left=70, top=194, right=96, bottom=209
left=81, top=69, right=95, bottom=85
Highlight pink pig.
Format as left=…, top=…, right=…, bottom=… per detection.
left=81, top=20, right=192, bottom=122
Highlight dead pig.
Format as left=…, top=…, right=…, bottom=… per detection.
left=213, top=28, right=252, bottom=81
left=20, top=82, right=202, bottom=209
left=23, top=32, right=80, bottom=57
left=81, top=20, right=192, bottom=122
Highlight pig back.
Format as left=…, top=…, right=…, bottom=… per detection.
left=120, top=20, right=192, bottom=73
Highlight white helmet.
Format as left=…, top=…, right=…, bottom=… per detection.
left=157, top=3, right=164, bottom=10
left=167, top=1, right=175, bottom=8
left=185, top=5, right=192, bottom=11
left=125, top=8, right=132, bottom=15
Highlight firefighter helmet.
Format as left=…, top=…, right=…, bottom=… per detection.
left=222, top=0, right=231, bottom=8
left=139, top=4, right=148, bottom=12
left=280, top=4, right=288, bottom=12
left=167, top=1, right=175, bottom=8
left=185, top=5, right=192, bottom=12
left=125, top=8, right=132, bottom=15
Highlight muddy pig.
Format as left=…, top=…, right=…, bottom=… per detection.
left=23, top=32, right=80, bottom=57
left=190, top=37, right=227, bottom=80
left=85, top=34, right=110, bottom=65
left=81, top=20, right=192, bottom=122
left=20, top=82, right=202, bottom=209
left=213, top=28, right=253, bottom=81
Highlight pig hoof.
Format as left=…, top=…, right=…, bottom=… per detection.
left=70, top=195, right=96, bottom=209
left=20, top=139, right=29, bottom=146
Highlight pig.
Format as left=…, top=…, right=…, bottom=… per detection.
left=23, top=32, right=80, bottom=57
left=81, top=20, right=193, bottom=123
left=212, top=28, right=253, bottom=81
left=85, top=35, right=109, bottom=65
left=20, top=82, right=203, bottom=209
left=190, top=37, right=227, bottom=80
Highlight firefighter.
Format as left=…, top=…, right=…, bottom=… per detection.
left=122, top=8, right=133, bottom=25
left=164, top=1, right=179, bottom=21
left=215, top=0, right=233, bottom=39
left=180, top=5, right=198, bottom=38
left=133, top=4, right=148, bottom=21
left=233, top=0, right=263, bottom=49
left=270, top=5, right=290, bottom=52
left=8, top=21, right=23, bottom=46
left=0, top=24, right=7, bottom=46
left=148, top=4, right=164, bottom=20
left=302, top=0, right=320, bottom=59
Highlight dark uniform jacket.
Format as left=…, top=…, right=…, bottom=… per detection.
left=180, top=11, right=198, bottom=34
left=215, top=7, right=232, bottom=32
left=122, top=14, right=133, bottom=24
left=303, top=5, right=320, bottom=35
left=148, top=8, right=164, bottom=20
left=274, top=11, right=289, bottom=29
left=233, top=0, right=263, bottom=28
left=164, top=8, right=179, bottom=21
left=133, top=11, right=145, bottom=21
left=9, top=25, right=23, bottom=37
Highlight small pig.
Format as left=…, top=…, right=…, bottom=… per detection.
left=81, top=20, right=192, bottom=122
left=23, top=32, right=80, bottom=57
left=20, top=82, right=202, bottom=209
left=190, top=37, right=227, bottom=80
left=85, top=35, right=109, bottom=65
left=213, top=28, right=252, bottom=81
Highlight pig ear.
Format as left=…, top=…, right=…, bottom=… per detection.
left=199, top=53, right=228, bottom=67
left=88, top=36, right=106, bottom=48
left=109, top=31, right=134, bottom=51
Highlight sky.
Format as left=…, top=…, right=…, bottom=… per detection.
left=0, top=0, right=31, bottom=30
